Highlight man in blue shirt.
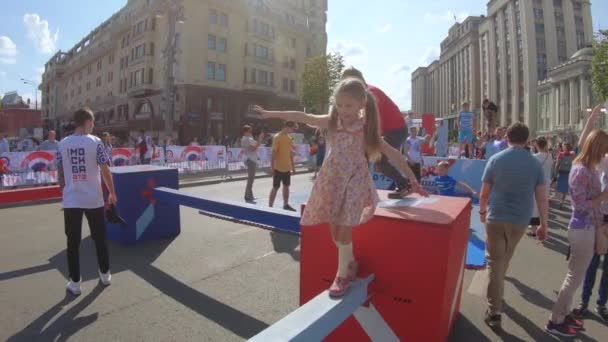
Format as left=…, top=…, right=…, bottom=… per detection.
left=457, top=102, right=475, bottom=158
left=479, top=122, right=549, bottom=332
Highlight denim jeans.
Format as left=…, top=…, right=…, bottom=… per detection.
left=581, top=254, right=608, bottom=308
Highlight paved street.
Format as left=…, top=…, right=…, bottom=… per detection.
left=1, top=174, right=606, bottom=341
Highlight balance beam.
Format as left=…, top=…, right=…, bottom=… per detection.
left=152, top=187, right=301, bottom=234
left=248, top=275, right=374, bottom=342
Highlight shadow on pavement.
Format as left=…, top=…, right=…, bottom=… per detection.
left=270, top=231, right=300, bottom=261
left=448, top=313, right=491, bottom=341
left=4, top=236, right=270, bottom=340
left=505, top=277, right=555, bottom=311
left=8, top=285, right=104, bottom=342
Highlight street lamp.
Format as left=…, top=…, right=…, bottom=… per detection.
left=20, top=78, right=39, bottom=110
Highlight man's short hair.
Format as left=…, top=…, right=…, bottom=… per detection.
left=437, top=161, right=450, bottom=168
left=242, top=125, right=252, bottom=134
left=506, top=122, right=529, bottom=144
left=536, top=137, right=548, bottom=149
left=341, top=66, right=365, bottom=83
left=284, top=121, right=297, bottom=129
left=461, top=102, right=469, bottom=107
left=73, top=108, right=95, bottom=127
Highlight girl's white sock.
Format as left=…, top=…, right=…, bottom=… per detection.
left=337, top=242, right=354, bottom=278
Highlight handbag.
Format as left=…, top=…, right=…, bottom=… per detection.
left=596, top=224, right=608, bottom=255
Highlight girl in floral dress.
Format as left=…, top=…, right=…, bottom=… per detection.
left=254, top=78, right=428, bottom=297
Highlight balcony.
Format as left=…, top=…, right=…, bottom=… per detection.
left=245, top=55, right=276, bottom=68
left=247, top=30, right=276, bottom=43
left=127, top=83, right=159, bottom=98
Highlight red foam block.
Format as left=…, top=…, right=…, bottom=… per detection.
left=0, top=186, right=62, bottom=205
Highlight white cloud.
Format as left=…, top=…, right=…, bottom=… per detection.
left=23, top=13, right=59, bottom=54
left=329, top=41, right=365, bottom=58
left=0, top=36, right=17, bottom=64
left=424, top=11, right=469, bottom=24
left=379, top=24, right=391, bottom=33
left=390, top=62, right=411, bottom=74
left=419, top=47, right=440, bottom=65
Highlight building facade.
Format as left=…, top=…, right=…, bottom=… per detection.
left=0, top=92, right=42, bottom=138
left=412, top=0, right=593, bottom=135
left=40, top=0, right=327, bottom=144
left=537, top=46, right=594, bottom=135
left=411, top=16, right=483, bottom=125
left=478, top=0, right=593, bottom=133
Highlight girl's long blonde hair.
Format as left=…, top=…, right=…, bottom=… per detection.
left=328, top=78, right=382, bottom=161
left=574, top=129, right=608, bottom=169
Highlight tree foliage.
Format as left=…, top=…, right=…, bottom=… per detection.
left=299, top=52, right=345, bottom=113
left=592, top=29, right=608, bottom=102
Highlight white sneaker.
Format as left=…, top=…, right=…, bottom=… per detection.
left=66, top=279, right=82, bottom=296
left=99, top=270, right=112, bottom=286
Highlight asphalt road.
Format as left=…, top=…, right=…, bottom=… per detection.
left=1, top=174, right=606, bottom=341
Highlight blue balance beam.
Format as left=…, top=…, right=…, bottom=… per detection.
left=248, top=275, right=375, bottom=342
left=152, top=187, right=301, bottom=234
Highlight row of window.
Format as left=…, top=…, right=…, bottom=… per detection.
left=208, top=35, right=227, bottom=52
left=209, top=9, right=229, bottom=27
left=207, top=62, right=227, bottom=81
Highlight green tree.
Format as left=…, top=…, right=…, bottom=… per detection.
left=592, top=29, right=608, bottom=101
left=299, top=52, right=345, bottom=113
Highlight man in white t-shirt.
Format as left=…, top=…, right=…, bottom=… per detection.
left=57, top=107, right=117, bottom=296
left=241, top=125, right=265, bottom=202
left=404, top=126, right=425, bottom=182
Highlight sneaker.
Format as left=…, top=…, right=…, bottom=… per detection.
left=329, top=276, right=351, bottom=298
left=596, top=305, right=608, bottom=322
left=66, top=279, right=82, bottom=296
left=545, top=321, right=577, bottom=337
left=347, top=261, right=358, bottom=281
left=564, top=315, right=584, bottom=330
left=571, top=304, right=589, bottom=319
left=99, top=270, right=112, bottom=286
left=484, top=310, right=502, bottom=332
left=388, top=187, right=411, bottom=199
left=283, top=204, right=296, bottom=212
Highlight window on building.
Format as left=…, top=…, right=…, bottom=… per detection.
left=218, top=38, right=227, bottom=52
left=251, top=68, right=257, bottom=83
left=135, top=20, right=145, bottom=35
left=255, top=45, right=269, bottom=59
left=208, top=35, right=216, bottom=50
left=97, top=76, right=101, bottom=87
left=258, top=70, right=268, bottom=85
left=207, top=62, right=215, bottom=80
left=243, top=68, right=248, bottom=83
left=553, top=0, right=562, bottom=7
left=220, top=13, right=228, bottom=27
left=306, top=46, right=312, bottom=57
left=535, top=23, right=545, bottom=33
left=148, top=68, right=153, bottom=84
left=108, top=71, right=113, bottom=82
left=135, top=68, right=144, bottom=86
left=290, top=58, right=296, bottom=70
left=97, top=60, right=102, bottom=70
left=209, top=9, right=218, bottom=24
left=148, top=42, right=154, bottom=56
left=88, top=65, right=92, bottom=74
left=270, top=72, right=274, bottom=87
left=282, top=77, right=288, bottom=91
left=290, top=79, right=295, bottom=93
left=533, top=8, right=543, bottom=19
left=217, top=64, right=226, bottom=81
left=86, top=82, right=90, bottom=91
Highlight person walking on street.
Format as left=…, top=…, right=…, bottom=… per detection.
left=39, top=131, right=59, bottom=151
left=528, top=137, right=554, bottom=237
left=57, top=108, right=117, bottom=296
left=569, top=104, right=608, bottom=323
left=555, top=143, right=575, bottom=209
left=341, top=67, right=412, bottom=198
left=404, top=126, right=425, bottom=182
left=241, top=125, right=264, bottom=202
left=480, top=122, right=549, bottom=333
left=546, top=121, right=608, bottom=337
left=269, top=122, right=297, bottom=211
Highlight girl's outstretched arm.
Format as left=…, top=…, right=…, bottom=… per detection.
left=380, top=140, right=429, bottom=197
left=253, top=105, right=330, bottom=128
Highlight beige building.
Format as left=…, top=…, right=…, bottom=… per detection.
left=412, top=16, right=484, bottom=124
left=537, top=46, right=594, bottom=134
left=479, top=0, right=593, bottom=133
left=40, top=0, right=327, bottom=143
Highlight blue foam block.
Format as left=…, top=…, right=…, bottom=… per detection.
left=153, top=187, right=301, bottom=234
left=248, top=275, right=374, bottom=342
left=466, top=205, right=486, bottom=268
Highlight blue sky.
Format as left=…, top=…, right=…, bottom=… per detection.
left=1, top=0, right=607, bottom=110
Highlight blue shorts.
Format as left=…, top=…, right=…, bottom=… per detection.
left=458, top=129, right=473, bottom=144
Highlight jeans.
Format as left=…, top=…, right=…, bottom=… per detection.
left=245, top=159, right=256, bottom=200
left=64, top=207, right=110, bottom=282
left=551, top=228, right=595, bottom=323
left=376, top=126, right=409, bottom=190
left=581, top=254, right=608, bottom=308
left=485, top=221, right=526, bottom=315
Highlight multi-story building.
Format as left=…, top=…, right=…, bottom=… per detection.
left=537, top=45, right=594, bottom=135
left=412, top=16, right=483, bottom=126
left=478, top=0, right=593, bottom=133
left=412, top=0, right=593, bottom=135
left=40, top=0, right=327, bottom=143
left=0, top=91, right=42, bottom=138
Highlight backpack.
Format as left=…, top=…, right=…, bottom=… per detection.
left=558, top=154, right=573, bottom=172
